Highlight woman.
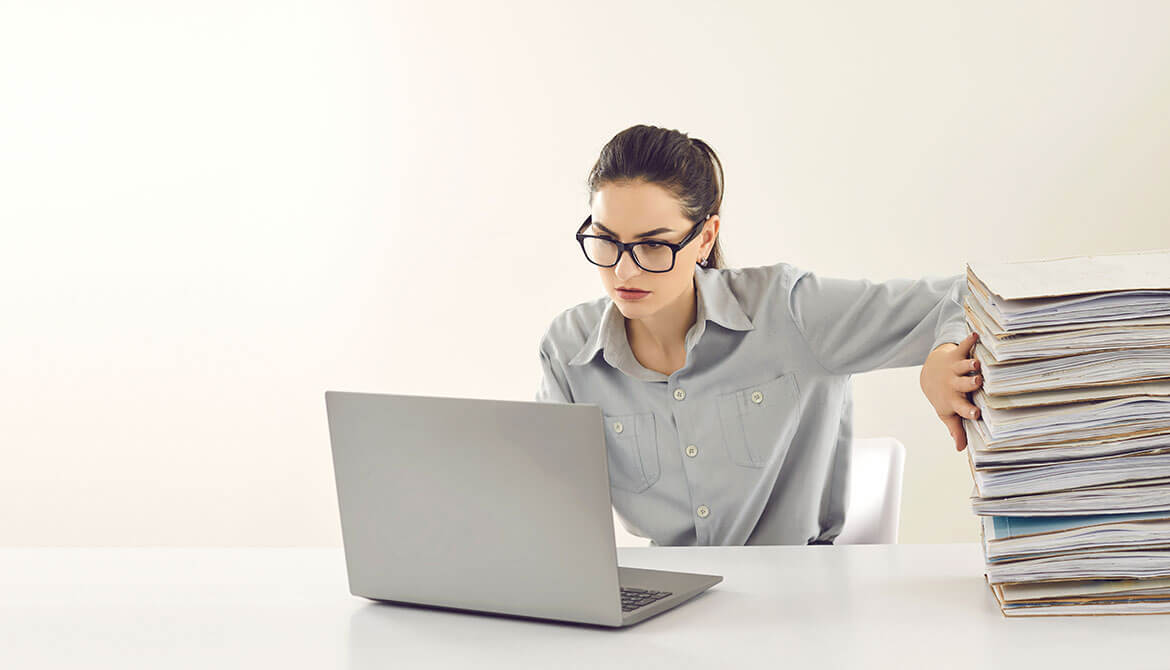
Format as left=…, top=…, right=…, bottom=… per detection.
left=536, top=125, right=983, bottom=546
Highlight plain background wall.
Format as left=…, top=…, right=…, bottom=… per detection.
left=2, top=0, right=1168, bottom=547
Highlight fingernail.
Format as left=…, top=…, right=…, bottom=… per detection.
left=970, top=409, right=977, bottom=418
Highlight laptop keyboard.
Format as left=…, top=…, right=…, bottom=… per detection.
left=620, top=586, right=673, bottom=612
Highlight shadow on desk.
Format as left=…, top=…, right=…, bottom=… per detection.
left=344, top=598, right=719, bottom=669
left=345, top=586, right=724, bottom=633
left=352, top=597, right=613, bottom=630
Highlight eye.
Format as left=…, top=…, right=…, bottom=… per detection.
left=641, top=242, right=666, bottom=249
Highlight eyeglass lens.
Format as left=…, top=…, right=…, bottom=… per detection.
left=582, top=238, right=674, bottom=271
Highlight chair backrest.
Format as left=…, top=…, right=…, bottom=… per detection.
left=835, top=437, right=906, bottom=544
left=612, top=436, right=907, bottom=547
left=613, top=510, right=651, bottom=547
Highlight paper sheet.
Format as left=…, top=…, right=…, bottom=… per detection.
left=967, top=249, right=1170, bottom=300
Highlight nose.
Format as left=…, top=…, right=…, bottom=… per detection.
left=614, top=248, right=642, bottom=281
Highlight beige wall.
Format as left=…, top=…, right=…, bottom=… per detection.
left=3, top=0, right=1169, bottom=546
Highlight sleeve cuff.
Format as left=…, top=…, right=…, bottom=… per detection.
left=931, top=324, right=971, bottom=353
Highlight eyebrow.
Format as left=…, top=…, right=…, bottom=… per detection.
left=590, top=221, right=679, bottom=239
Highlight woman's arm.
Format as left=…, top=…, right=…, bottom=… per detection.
left=788, top=270, right=970, bottom=374
left=535, top=335, right=574, bottom=403
left=788, top=269, right=981, bottom=450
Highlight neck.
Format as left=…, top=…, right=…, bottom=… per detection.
left=624, top=275, right=698, bottom=355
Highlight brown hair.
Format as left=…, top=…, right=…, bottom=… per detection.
left=585, top=125, right=726, bottom=269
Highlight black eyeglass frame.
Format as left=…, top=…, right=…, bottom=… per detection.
left=575, top=214, right=711, bottom=273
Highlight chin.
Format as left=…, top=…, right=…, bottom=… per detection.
left=612, top=296, right=653, bottom=317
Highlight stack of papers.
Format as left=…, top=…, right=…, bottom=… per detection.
left=962, top=249, right=1170, bottom=617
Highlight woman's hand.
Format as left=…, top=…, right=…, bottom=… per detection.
left=919, top=331, right=983, bottom=452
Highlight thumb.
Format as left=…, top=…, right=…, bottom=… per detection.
left=957, top=330, right=979, bottom=359
left=942, top=414, right=967, bottom=451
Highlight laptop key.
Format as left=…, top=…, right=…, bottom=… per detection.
left=620, top=587, right=673, bottom=612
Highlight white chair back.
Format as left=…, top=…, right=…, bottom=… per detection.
left=835, top=437, right=906, bottom=544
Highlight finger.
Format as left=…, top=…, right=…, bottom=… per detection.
left=951, top=357, right=981, bottom=375
left=942, top=414, right=967, bottom=451
left=956, top=330, right=979, bottom=358
left=953, top=398, right=980, bottom=421
left=952, top=374, right=983, bottom=392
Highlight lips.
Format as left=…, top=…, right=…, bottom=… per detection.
left=616, top=287, right=649, bottom=294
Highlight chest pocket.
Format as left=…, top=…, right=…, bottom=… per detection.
left=717, top=373, right=801, bottom=468
left=601, top=412, right=660, bottom=494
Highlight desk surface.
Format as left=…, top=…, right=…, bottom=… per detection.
left=1, top=544, right=1165, bottom=669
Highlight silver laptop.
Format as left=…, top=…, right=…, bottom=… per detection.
left=324, top=390, right=722, bottom=627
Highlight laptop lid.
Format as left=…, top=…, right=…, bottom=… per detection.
left=325, top=390, right=624, bottom=626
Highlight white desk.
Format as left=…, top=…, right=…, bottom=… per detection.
left=1, top=545, right=1164, bottom=669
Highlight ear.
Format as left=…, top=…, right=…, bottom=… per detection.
left=702, top=215, right=720, bottom=256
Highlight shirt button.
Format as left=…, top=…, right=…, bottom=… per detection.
left=685, top=445, right=698, bottom=458
left=673, top=388, right=687, bottom=401
left=696, top=505, right=710, bottom=519
left=751, top=390, right=764, bottom=404
left=613, top=421, right=623, bottom=433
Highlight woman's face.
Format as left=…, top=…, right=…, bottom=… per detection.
left=588, top=181, right=718, bottom=319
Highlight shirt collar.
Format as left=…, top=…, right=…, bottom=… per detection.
left=567, top=265, right=754, bottom=368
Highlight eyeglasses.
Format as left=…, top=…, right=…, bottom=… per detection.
left=575, top=214, right=709, bottom=273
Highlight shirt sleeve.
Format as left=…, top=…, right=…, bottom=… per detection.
left=535, top=335, right=574, bottom=403
left=787, top=269, right=970, bottom=375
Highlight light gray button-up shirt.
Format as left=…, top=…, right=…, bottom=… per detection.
left=536, top=261, right=969, bottom=546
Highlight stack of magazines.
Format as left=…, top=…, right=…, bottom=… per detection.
left=961, top=249, right=1170, bottom=616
